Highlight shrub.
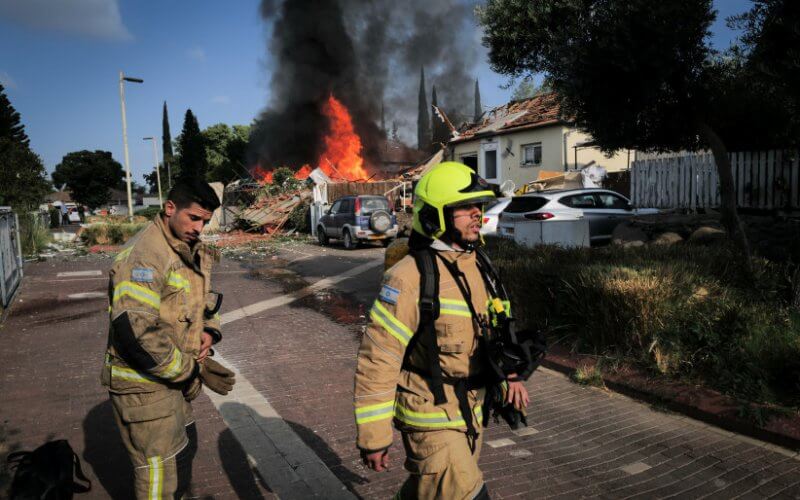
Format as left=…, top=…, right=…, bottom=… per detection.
left=81, top=223, right=146, bottom=245
left=287, top=203, right=310, bottom=233
left=17, top=212, right=51, bottom=255
left=135, top=206, right=161, bottom=219
left=485, top=237, right=800, bottom=407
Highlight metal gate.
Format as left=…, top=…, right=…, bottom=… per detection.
left=0, top=208, right=23, bottom=307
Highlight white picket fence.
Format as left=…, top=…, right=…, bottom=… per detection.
left=630, top=150, right=800, bottom=210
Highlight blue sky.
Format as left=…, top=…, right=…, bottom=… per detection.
left=0, top=0, right=751, bottom=186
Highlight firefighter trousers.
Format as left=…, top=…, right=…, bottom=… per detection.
left=110, top=389, right=197, bottom=499
left=396, top=429, right=489, bottom=500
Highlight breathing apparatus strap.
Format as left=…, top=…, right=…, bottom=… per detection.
left=406, top=249, right=446, bottom=406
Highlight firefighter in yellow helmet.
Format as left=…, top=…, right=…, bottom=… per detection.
left=101, top=179, right=236, bottom=499
left=354, top=162, right=532, bottom=499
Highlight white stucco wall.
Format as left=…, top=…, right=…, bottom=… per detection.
left=451, top=124, right=632, bottom=189
left=565, top=129, right=631, bottom=173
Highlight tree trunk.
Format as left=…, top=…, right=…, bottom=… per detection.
left=793, top=266, right=800, bottom=311
left=698, top=122, right=752, bottom=275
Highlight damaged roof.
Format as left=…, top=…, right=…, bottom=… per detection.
left=452, top=92, right=563, bottom=144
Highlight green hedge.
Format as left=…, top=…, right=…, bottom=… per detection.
left=81, top=223, right=146, bottom=245
left=485, top=237, right=800, bottom=407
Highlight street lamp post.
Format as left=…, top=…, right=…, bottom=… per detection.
left=118, top=71, right=143, bottom=221
left=143, top=137, right=163, bottom=208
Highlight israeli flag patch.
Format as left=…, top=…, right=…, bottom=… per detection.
left=379, top=284, right=400, bottom=305
left=131, top=268, right=155, bottom=283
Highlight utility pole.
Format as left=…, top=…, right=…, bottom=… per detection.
left=143, top=137, right=163, bottom=208
left=118, top=71, right=143, bottom=220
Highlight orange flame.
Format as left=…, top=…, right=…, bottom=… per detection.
left=253, top=94, right=370, bottom=184
left=317, top=95, right=369, bottom=181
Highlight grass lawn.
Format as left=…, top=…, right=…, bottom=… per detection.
left=485, top=237, right=800, bottom=409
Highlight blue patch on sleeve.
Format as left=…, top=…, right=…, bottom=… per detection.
left=131, top=268, right=155, bottom=283
left=379, top=284, right=400, bottom=305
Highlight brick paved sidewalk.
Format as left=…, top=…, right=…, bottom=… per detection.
left=0, top=258, right=272, bottom=499
left=3, top=251, right=800, bottom=499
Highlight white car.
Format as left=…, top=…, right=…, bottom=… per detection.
left=498, top=189, right=657, bottom=243
left=480, top=198, right=512, bottom=235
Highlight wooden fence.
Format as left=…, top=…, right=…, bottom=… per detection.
left=630, top=150, right=800, bottom=210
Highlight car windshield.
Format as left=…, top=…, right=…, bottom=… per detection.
left=360, top=197, right=389, bottom=213
left=504, top=196, right=548, bottom=213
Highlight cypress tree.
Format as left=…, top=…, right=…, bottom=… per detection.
left=0, top=83, right=29, bottom=147
left=474, top=79, right=482, bottom=123
left=417, top=67, right=430, bottom=150
left=178, top=109, right=208, bottom=180
left=162, top=101, right=174, bottom=184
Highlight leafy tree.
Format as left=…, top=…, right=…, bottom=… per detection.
left=0, top=139, right=50, bottom=209
left=510, top=78, right=552, bottom=101
left=417, top=67, right=430, bottom=150
left=478, top=0, right=772, bottom=266
left=143, top=166, right=169, bottom=195
left=203, top=123, right=250, bottom=184
left=162, top=101, right=175, bottom=187
left=0, top=83, right=49, bottom=209
left=730, top=0, right=800, bottom=145
left=0, top=83, right=28, bottom=147
left=474, top=79, right=482, bottom=122
left=176, top=109, right=207, bottom=180
left=52, top=150, right=125, bottom=209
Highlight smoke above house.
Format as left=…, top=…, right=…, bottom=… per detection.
left=248, top=0, right=481, bottom=175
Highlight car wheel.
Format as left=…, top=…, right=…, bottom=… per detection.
left=317, top=226, right=329, bottom=246
left=343, top=229, right=357, bottom=250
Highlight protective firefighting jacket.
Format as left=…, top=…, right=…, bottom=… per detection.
left=101, top=216, right=220, bottom=394
left=354, top=242, right=492, bottom=452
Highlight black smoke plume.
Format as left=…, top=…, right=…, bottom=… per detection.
left=249, top=0, right=481, bottom=173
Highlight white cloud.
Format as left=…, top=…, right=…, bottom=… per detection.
left=0, top=71, right=16, bottom=90
left=211, top=95, right=231, bottom=105
left=0, top=0, right=132, bottom=41
left=187, top=47, right=206, bottom=61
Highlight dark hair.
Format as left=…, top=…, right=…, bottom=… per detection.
left=167, top=178, right=221, bottom=211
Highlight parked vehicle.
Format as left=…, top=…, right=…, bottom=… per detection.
left=497, top=189, right=657, bottom=242
left=479, top=197, right=512, bottom=236
left=317, top=195, right=398, bottom=249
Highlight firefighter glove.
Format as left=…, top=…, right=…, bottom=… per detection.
left=183, top=376, right=203, bottom=402
left=199, top=358, right=236, bottom=395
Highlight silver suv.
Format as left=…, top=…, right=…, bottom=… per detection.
left=317, top=195, right=399, bottom=249
left=498, top=188, right=658, bottom=242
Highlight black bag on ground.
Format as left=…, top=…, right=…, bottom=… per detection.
left=6, top=439, right=91, bottom=499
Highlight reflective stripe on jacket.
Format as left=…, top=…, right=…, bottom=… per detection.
left=354, top=246, right=491, bottom=451
left=101, top=216, right=219, bottom=394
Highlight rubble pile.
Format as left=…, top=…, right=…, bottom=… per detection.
left=238, top=190, right=312, bottom=234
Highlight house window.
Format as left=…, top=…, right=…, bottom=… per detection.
left=484, top=150, right=497, bottom=179
left=521, top=143, right=542, bottom=166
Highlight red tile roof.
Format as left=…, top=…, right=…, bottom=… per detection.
left=452, top=92, right=563, bottom=143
